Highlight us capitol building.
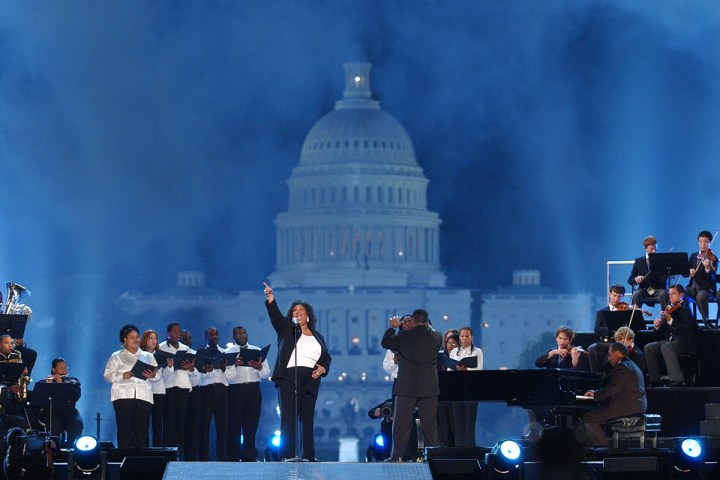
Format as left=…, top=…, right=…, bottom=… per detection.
left=119, top=62, right=473, bottom=452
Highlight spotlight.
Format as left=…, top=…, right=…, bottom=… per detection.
left=366, top=432, right=390, bottom=462
left=673, top=437, right=705, bottom=475
left=264, top=430, right=282, bottom=461
left=70, top=435, right=106, bottom=478
left=485, top=439, right=522, bottom=478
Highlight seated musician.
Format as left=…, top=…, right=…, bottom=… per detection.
left=588, top=327, right=646, bottom=375
left=645, top=285, right=697, bottom=387
left=0, top=335, right=29, bottom=434
left=36, top=358, right=83, bottom=447
left=534, top=326, right=588, bottom=370
left=628, top=235, right=668, bottom=310
left=578, top=342, right=646, bottom=447
left=685, top=230, right=718, bottom=329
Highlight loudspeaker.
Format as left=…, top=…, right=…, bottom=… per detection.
left=118, top=456, right=169, bottom=480
left=428, top=458, right=482, bottom=480
left=603, top=456, right=658, bottom=479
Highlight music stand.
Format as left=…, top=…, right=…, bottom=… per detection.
left=0, top=314, right=28, bottom=339
left=649, top=252, right=690, bottom=289
left=29, top=381, right=79, bottom=437
left=0, top=362, right=26, bottom=385
left=601, top=310, right=636, bottom=336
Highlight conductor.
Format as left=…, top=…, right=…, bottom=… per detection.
left=381, top=309, right=443, bottom=462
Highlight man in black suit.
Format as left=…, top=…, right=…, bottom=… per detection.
left=381, top=309, right=443, bottom=461
left=645, top=285, right=697, bottom=387
left=685, top=230, right=717, bottom=328
left=628, top=235, right=668, bottom=310
left=579, top=343, right=647, bottom=447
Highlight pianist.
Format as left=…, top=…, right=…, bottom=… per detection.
left=578, top=342, right=647, bottom=447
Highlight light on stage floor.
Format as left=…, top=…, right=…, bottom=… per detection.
left=264, top=430, right=282, bottom=461
left=672, top=437, right=705, bottom=476
left=484, top=439, right=522, bottom=478
left=70, top=434, right=106, bottom=478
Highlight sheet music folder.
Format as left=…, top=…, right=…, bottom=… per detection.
left=235, top=344, right=271, bottom=365
left=0, top=314, right=28, bottom=339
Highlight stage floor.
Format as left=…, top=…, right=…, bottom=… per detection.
left=163, top=461, right=433, bottom=480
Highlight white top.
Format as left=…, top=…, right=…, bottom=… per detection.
left=286, top=334, right=322, bottom=369
left=103, top=348, right=160, bottom=404
left=450, top=345, right=484, bottom=371
left=225, top=343, right=271, bottom=384
left=158, top=341, right=200, bottom=391
left=382, top=349, right=398, bottom=379
left=198, top=345, right=232, bottom=387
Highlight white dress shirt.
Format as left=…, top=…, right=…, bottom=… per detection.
left=158, top=340, right=199, bottom=391
left=382, top=349, right=398, bottom=379
left=103, top=347, right=159, bottom=403
left=198, top=345, right=231, bottom=387
left=225, top=343, right=271, bottom=384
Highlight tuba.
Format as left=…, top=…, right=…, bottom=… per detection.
left=3, top=282, right=32, bottom=317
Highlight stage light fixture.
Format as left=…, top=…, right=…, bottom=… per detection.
left=374, top=433, right=385, bottom=448
left=264, top=430, right=282, bottom=461
left=672, top=437, right=705, bottom=475
left=484, top=439, right=522, bottom=478
left=71, top=435, right=105, bottom=477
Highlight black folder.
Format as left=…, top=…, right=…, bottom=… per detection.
left=439, top=353, right=477, bottom=370
left=129, top=359, right=157, bottom=379
left=153, top=349, right=174, bottom=368
left=235, top=344, right=271, bottom=366
left=174, top=350, right=196, bottom=369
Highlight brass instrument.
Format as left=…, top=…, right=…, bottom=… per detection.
left=17, top=372, right=31, bottom=402
left=2, top=282, right=32, bottom=317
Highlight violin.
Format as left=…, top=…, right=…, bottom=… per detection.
left=665, top=300, right=683, bottom=315
left=615, top=302, right=652, bottom=317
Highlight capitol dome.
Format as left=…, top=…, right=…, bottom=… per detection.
left=270, top=63, right=446, bottom=288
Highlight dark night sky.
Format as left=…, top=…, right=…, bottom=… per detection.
left=2, top=0, right=719, bottom=299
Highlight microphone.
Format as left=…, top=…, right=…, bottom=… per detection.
left=292, top=317, right=301, bottom=329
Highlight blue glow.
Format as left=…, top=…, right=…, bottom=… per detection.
left=681, top=438, right=702, bottom=458
left=374, top=434, right=385, bottom=448
left=271, top=432, right=281, bottom=448
left=499, top=440, right=521, bottom=461
left=74, top=435, right=98, bottom=452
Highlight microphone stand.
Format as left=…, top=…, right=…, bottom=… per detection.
left=283, top=318, right=306, bottom=462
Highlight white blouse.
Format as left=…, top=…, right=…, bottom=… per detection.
left=286, top=334, right=321, bottom=369
left=103, top=348, right=159, bottom=404
left=449, top=345, right=484, bottom=371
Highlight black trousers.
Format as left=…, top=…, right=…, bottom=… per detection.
left=163, top=387, right=189, bottom=451
left=183, top=388, right=201, bottom=461
left=390, top=395, right=439, bottom=460
left=112, top=399, right=152, bottom=449
left=151, top=393, right=165, bottom=447
left=277, top=367, right=320, bottom=460
left=199, top=383, right=228, bottom=461
left=227, top=382, right=262, bottom=461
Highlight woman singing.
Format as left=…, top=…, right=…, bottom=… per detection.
left=449, top=326, right=483, bottom=447
left=104, top=324, right=159, bottom=448
left=263, top=282, right=331, bottom=462
left=141, top=329, right=171, bottom=447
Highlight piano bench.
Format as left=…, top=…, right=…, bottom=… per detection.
left=609, top=414, right=661, bottom=449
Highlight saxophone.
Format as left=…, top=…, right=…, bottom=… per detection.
left=17, top=372, right=31, bottom=402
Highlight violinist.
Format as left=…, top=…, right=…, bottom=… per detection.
left=588, top=327, right=646, bottom=375
left=685, top=230, right=717, bottom=329
left=645, top=285, right=697, bottom=387
left=628, top=235, right=668, bottom=310
left=588, top=284, right=628, bottom=372
left=534, top=326, right=588, bottom=370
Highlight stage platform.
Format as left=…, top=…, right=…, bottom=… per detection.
left=163, top=461, right=433, bottom=480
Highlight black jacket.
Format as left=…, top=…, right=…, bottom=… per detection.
left=265, top=300, right=331, bottom=382
left=382, top=324, right=442, bottom=398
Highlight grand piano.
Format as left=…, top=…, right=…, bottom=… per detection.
left=439, top=369, right=603, bottom=427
